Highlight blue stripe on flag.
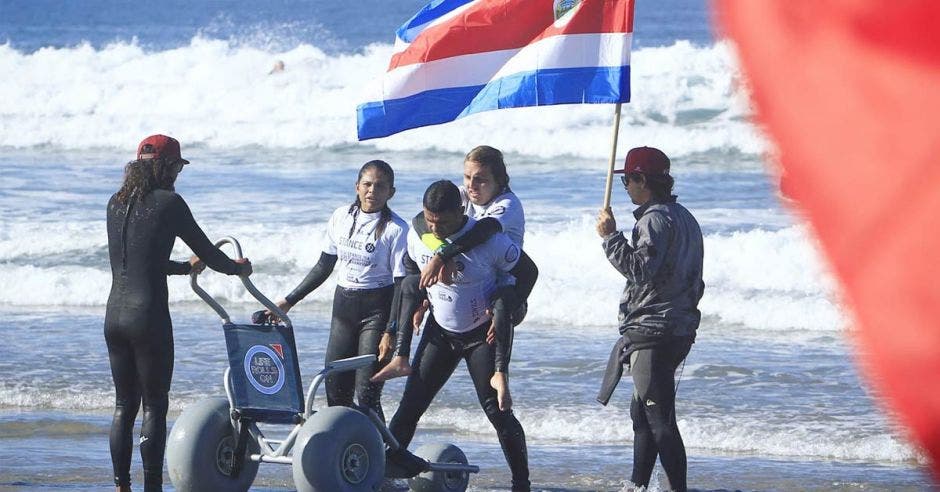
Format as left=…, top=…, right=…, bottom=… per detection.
left=396, top=0, right=476, bottom=43
left=357, top=65, right=630, bottom=140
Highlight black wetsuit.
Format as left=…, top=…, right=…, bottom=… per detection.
left=389, top=251, right=538, bottom=492
left=105, top=190, right=241, bottom=490
left=390, top=317, right=531, bottom=490
left=285, top=253, right=402, bottom=422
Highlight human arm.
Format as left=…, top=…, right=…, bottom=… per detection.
left=601, top=211, right=671, bottom=282
left=413, top=211, right=503, bottom=288
left=171, top=195, right=249, bottom=276
left=165, top=260, right=192, bottom=275
left=377, top=275, right=404, bottom=362
left=282, top=252, right=338, bottom=307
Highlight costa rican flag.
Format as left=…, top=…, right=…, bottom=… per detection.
left=356, top=0, right=635, bottom=140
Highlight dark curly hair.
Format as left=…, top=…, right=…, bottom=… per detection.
left=116, top=158, right=178, bottom=204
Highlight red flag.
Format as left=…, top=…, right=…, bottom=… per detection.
left=714, top=0, right=940, bottom=476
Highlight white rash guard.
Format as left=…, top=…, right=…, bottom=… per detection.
left=461, top=187, right=525, bottom=248
left=323, top=205, right=408, bottom=289
left=408, top=217, right=521, bottom=333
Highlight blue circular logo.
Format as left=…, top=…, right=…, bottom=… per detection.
left=504, top=245, right=520, bottom=263
left=244, top=345, right=285, bottom=395
left=365, top=243, right=375, bottom=253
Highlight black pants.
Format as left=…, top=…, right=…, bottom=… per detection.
left=629, top=336, right=693, bottom=492
left=325, top=285, right=393, bottom=421
left=389, top=317, right=530, bottom=491
left=104, top=318, right=172, bottom=490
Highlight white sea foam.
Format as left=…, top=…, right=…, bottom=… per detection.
left=0, top=216, right=844, bottom=333
left=410, top=405, right=921, bottom=464
left=0, top=385, right=917, bottom=464
left=0, top=39, right=766, bottom=159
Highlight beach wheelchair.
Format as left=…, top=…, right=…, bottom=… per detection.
left=166, top=237, right=479, bottom=491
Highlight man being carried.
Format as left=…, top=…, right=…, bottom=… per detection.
left=377, top=180, right=537, bottom=492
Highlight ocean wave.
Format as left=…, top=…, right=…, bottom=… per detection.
left=0, top=38, right=766, bottom=159
left=0, top=387, right=917, bottom=464
left=408, top=405, right=921, bottom=464
left=0, top=220, right=843, bottom=332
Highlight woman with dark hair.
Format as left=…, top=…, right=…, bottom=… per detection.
left=105, top=135, right=252, bottom=492
left=271, top=160, right=408, bottom=421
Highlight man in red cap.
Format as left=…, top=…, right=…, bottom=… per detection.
left=595, top=146, right=704, bottom=492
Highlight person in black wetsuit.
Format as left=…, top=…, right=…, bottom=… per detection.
left=268, top=160, right=408, bottom=421
left=595, top=147, right=704, bottom=492
left=105, top=135, right=252, bottom=492
left=381, top=180, right=538, bottom=492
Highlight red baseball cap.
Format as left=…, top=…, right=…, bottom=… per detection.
left=614, top=146, right=670, bottom=175
left=137, top=134, right=189, bottom=164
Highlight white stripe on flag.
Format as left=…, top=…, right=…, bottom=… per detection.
left=372, top=32, right=633, bottom=101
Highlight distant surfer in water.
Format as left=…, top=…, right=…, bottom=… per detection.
left=381, top=180, right=537, bottom=491
left=373, top=146, right=526, bottom=412
left=595, top=147, right=704, bottom=492
left=105, top=135, right=252, bottom=492
left=268, top=160, right=408, bottom=421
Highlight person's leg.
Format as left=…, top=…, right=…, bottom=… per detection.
left=490, top=289, right=515, bottom=374
left=629, top=349, right=657, bottom=487
left=388, top=320, right=460, bottom=449
left=325, top=287, right=360, bottom=407
left=465, top=332, right=530, bottom=491
left=354, top=287, right=394, bottom=421
left=135, top=327, right=174, bottom=492
left=356, top=326, right=387, bottom=421
left=105, top=328, right=140, bottom=490
left=630, top=340, right=693, bottom=492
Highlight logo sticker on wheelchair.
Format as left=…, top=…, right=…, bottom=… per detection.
left=244, top=345, right=286, bottom=395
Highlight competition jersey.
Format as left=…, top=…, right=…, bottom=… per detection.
left=408, top=217, right=521, bottom=333
left=323, top=205, right=408, bottom=289
left=460, top=187, right=525, bottom=248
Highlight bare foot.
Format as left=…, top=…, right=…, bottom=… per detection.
left=490, top=371, right=512, bottom=411
left=371, top=356, right=413, bottom=383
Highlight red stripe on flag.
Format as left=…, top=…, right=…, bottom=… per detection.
left=390, top=0, right=634, bottom=69
left=715, top=0, right=940, bottom=477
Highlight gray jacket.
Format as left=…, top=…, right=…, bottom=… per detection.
left=602, top=196, right=704, bottom=338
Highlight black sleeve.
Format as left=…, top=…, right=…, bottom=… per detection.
left=386, top=276, right=405, bottom=334
left=403, top=255, right=421, bottom=276
left=507, top=251, right=538, bottom=310
left=171, top=195, right=240, bottom=275
left=439, top=217, right=502, bottom=260
left=284, top=252, right=338, bottom=306
left=392, top=256, right=426, bottom=357
left=166, top=260, right=192, bottom=276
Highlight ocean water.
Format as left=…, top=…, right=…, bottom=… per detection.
left=0, top=0, right=934, bottom=490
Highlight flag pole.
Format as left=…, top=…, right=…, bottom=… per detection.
left=602, top=102, right=623, bottom=209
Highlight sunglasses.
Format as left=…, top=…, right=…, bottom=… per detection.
left=620, top=175, right=629, bottom=188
